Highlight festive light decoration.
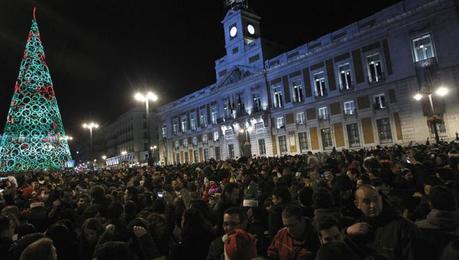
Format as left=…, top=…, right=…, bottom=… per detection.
left=0, top=8, right=72, bottom=172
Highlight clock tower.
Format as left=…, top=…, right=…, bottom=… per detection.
left=215, top=0, right=264, bottom=81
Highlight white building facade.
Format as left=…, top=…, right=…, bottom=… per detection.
left=157, top=0, right=459, bottom=165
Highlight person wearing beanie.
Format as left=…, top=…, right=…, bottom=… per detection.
left=224, top=228, right=257, bottom=260
left=416, top=185, right=459, bottom=259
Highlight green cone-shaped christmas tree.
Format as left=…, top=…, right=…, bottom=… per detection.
left=0, top=8, right=72, bottom=172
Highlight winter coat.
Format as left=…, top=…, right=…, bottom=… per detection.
left=206, top=236, right=224, bottom=260
left=415, top=209, right=459, bottom=260
left=348, top=205, right=420, bottom=260
left=267, top=218, right=319, bottom=260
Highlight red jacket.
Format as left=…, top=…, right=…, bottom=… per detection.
left=267, top=227, right=318, bottom=260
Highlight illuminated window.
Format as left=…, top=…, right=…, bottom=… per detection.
left=273, top=87, right=283, bottom=108
left=367, top=53, right=384, bottom=82
left=413, top=34, right=435, bottom=62
left=338, top=63, right=352, bottom=90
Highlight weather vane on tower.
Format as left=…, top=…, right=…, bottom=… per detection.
left=224, top=0, right=248, bottom=10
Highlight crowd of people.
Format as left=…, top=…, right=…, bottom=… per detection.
left=1, top=141, right=459, bottom=260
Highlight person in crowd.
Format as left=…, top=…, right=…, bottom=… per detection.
left=315, top=241, right=359, bottom=260
left=268, top=205, right=319, bottom=259
left=0, top=142, right=458, bottom=260
left=78, top=218, right=104, bottom=260
left=0, top=214, right=14, bottom=259
left=213, top=183, right=240, bottom=233
left=92, top=241, right=136, bottom=260
left=441, top=238, right=459, bottom=260
left=19, top=237, right=57, bottom=260
left=207, top=207, right=247, bottom=260
left=224, top=228, right=257, bottom=260
left=176, top=207, right=215, bottom=260
left=268, top=186, right=291, bottom=238
left=416, top=185, right=459, bottom=259
left=346, top=184, right=419, bottom=259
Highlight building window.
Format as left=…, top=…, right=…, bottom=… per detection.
left=413, top=34, right=435, bottom=62
left=258, top=139, right=266, bottom=155
left=252, top=94, right=262, bottom=113
left=192, top=136, right=198, bottom=146
left=228, top=144, right=235, bottom=159
left=211, top=107, right=218, bottom=124
left=173, top=118, right=179, bottom=134
left=175, top=140, right=179, bottom=150
left=213, top=131, right=219, bottom=141
left=273, top=87, right=283, bottom=108
left=346, top=123, right=360, bottom=147
left=190, top=115, right=196, bottom=130
left=343, top=100, right=356, bottom=115
left=374, top=94, right=386, bottom=109
left=224, top=128, right=234, bottom=139
left=202, top=133, right=208, bottom=144
left=276, top=116, right=285, bottom=129
left=321, top=128, right=333, bottom=149
left=338, top=63, right=352, bottom=90
left=199, top=113, right=207, bottom=127
left=184, top=152, right=189, bottom=163
left=223, top=98, right=232, bottom=118
left=367, top=53, right=384, bottom=82
left=376, top=118, right=393, bottom=143
left=430, top=120, right=447, bottom=134
left=298, top=132, right=308, bottom=152
left=176, top=153, right=180, bottom=164
left=215, top=146, right=221, bottom=160
left=181, top=117, right=187, bottom=132
left=193, top=150, right=199, bottom=162
left=183, top=138, right=188, bottom=147
left=161, top=126, right=167, bottom=137
left=292, top=81, right=303, bottom=103
left=296, top=112, right=305, bottom=124
left=314, top=71, right=327, bottom=97
left=278, top=135, right=288, bottom=153
left=318, top=107, right=329, bottom=120
left=204, top=148, right=209, bottom=161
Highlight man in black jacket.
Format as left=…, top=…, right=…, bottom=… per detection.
left=346, top=185, right=419, bottom=260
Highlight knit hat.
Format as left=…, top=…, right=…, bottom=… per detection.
left=224, top=229, right=257, bottom=260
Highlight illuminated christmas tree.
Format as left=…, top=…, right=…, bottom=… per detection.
left=0, top=8, right=72, bottom=172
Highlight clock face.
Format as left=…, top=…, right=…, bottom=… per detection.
left=247, top=24, right=255, bottom=35
left=230, top=26, right=238, bottom=37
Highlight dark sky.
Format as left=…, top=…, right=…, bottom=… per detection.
left=0, top=0, right=399, bottom=143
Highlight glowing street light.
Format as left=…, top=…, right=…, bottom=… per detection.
left=413, top=86, right=449, bottom=144
left=82, top=122, right=99, bottom=160
left=413, top=93, right=423, bottom=101
left=101, top=155, right=107, bottom=160
left=121, top=150, right=127, bottom=156
left=435, top=86, right=449, bottom=97
left=134, top=91, right=159, bottom=165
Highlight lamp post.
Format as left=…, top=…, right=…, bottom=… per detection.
left=82, top=122, right=99, bottom=160
left=134, top=91, right=158, bottom=166
left=413, top=86, right=449, bottom=144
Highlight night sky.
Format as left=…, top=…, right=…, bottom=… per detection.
left=0, top=0, right=399, bottom=144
